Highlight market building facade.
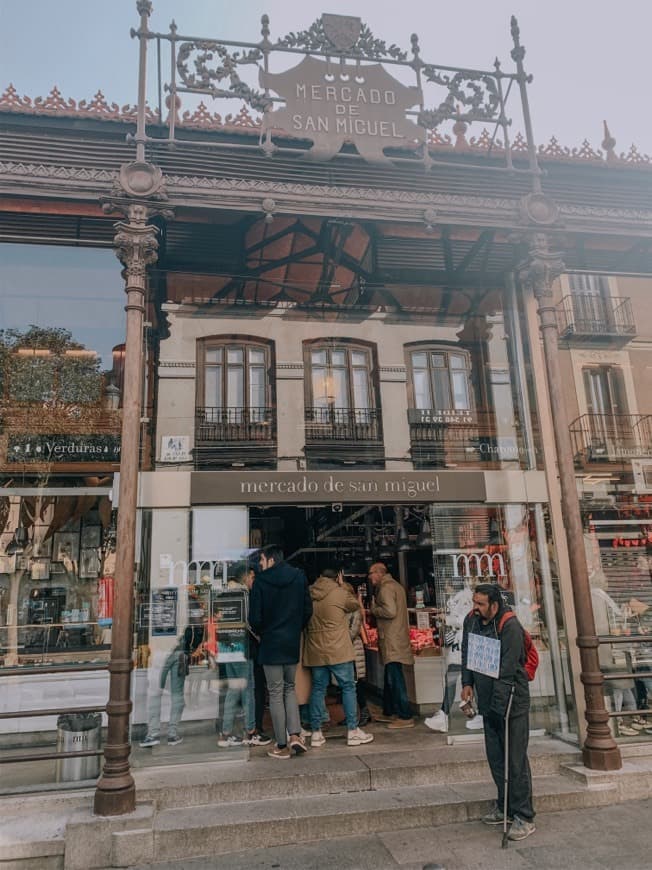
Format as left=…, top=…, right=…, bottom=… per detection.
left=1, top=3, right=652, bottom=815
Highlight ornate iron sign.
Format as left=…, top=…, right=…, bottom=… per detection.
left=261, top=55, right=424, bottom=162
left=131, top=7, right=539, bottom=173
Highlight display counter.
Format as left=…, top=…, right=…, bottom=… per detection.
left=365, top=647, right=444, bottom=715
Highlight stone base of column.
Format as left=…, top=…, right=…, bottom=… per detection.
left=94, top=780, right=136, bottom=816
left=582, top=742, right=622, bottom=771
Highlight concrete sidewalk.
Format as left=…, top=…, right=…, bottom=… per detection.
left=129, top=798, right=652, bottom=870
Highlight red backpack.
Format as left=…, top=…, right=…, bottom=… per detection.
left=498, top=610, right=539, bottom=681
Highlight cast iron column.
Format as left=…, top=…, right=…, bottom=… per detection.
left=519, top=232, right=622, bottom=771
left=94, top=202, right=160, bottom=815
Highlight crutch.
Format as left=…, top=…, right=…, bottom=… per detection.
left=502, top=685, right=515, bottom=849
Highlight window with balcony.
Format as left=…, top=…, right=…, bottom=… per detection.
left=569, top=366, right=652, bottom=463
left=558, top=274, right=635, bottom=342
left=409, top=348, right=472, bottom=416
left=304, top=341, right=382, bottom=465
left=195, top=338, right=275, bottom=467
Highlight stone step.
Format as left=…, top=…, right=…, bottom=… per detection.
left=0, top=810, right=67, bottom=870
left=135, top=738, right=579, bottom=810
left=114, top=774, right=615, bottom=864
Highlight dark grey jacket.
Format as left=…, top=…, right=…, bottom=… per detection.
left=461, top=606, right=530, bottom=719
left=249, top=562, right=312, bottom=665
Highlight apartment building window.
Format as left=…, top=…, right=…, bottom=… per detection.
left=583, top=365, right=631, bottom=449
left=304, top=341, right=382, bottom=459
left=409, top=347, right=472, bottom=412
left=308, top=344, right=374, bottom=419
left=569, top=273, right=610, bottom=297
left=200, top=340, right=270, bottom=422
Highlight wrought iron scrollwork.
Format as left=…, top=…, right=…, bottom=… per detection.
left=418, top=68, right=501, bottom=129
left=176, top=41, right=271, bottom=112
left=276, top=18, right=407, bottom=61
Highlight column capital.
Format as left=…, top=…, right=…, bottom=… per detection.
left=101, top=160, right=174, bottom=283
left=113, top=213, right=160, bottom=284
left=516, top=232, right=565, bottom=301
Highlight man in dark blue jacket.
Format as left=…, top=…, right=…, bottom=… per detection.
left=249, top=545, right=313, bottom=759
left=461, top=583, right=535, bottom=841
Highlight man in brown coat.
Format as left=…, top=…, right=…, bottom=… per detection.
left=369, top=562, right=415, bottom=728
left=303, top=568, right=374, bottom=748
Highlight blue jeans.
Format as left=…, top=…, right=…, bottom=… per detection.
left=310, top=661, right=357, bottom=731
left=222, top=659, right=255, bottom=735
left=383, top=661, right=412, bottom=720
left=147, top=649, right=186, bottom=738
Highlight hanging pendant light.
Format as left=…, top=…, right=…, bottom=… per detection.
left=378, top=534, right=393, bottom=562
left=396, top=524, right=411, bottom=552
left=416, top=517, right=432, bottom=548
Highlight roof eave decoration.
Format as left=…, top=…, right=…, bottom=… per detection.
left=1, top=84, right=650, bottom=168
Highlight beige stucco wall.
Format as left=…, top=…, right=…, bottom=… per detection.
left=156, top=304, right=493, bottom=468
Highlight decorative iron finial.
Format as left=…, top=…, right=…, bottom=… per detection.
left=261, top=14, right=270, bottom=40
left=423, top=208, right=437, bottom=231
left=136, top=0, right=152, bottom=16
left=169, top=19, right=178, bottom=36
left=510, top=16, right=525, bottom=64
left=452, top=105, right=469, bottom=150
left=262, top=197, right=276, bottom=224
left=602, top=120, right=617, bottom=162
left=410, top=32, right=422, bottom=67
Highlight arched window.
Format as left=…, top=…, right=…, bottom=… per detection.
left=307, top=343, right=374, bottom=418
left=199, top=338, right=272, bottom=423
left=408, top=346, right=472, bottom=412
left=304, top=341, right=382, bottom=454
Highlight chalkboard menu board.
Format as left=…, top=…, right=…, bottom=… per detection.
left=151, top=589, right=178, bottom=636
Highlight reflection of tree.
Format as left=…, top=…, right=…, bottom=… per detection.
left=0, top=326, right=121, bottom=474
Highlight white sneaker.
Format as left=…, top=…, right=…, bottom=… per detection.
left=424, top=710, right=448, bottom=733
left=347, top=727, right=374, bottom=746
left=466, top=714, right=484, bottom=730
left=311, top=730, right=326, bottom=747
left=300, top=727, right=312, bottom=739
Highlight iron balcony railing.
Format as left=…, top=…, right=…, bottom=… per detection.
left=305, top=407, right=382, bottom=442
left=557, top=294, right=636, bottom=340
left=195, top=406, right=276, bottom=442
left=409, top=409, right=527, bottom=465
left=570, top=414, right=652, bottom=463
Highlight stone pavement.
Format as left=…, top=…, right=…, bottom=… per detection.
left=129, top=798, right=652, bottom=870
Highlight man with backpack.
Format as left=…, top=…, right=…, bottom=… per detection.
left=461, top=583, right=536, bottom=842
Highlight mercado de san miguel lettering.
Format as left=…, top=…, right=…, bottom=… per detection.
left=2, top=4, right=652, bottom=857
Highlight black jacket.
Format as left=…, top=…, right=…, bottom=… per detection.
left=248, top=561, right=312, bottom=665
left=461, top=606, right=530, bottom=719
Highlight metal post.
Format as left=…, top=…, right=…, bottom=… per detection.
left=133, top=0, right=152, bottom=164
left=505, top=273, right=570, bottom=736
left=94, top=205, right=160, bottom=815
left=519, top=233, right=621, bottom=771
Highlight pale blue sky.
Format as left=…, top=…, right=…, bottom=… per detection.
left=1, top=0, right=650, bottom=151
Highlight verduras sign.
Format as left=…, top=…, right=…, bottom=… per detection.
left=191, top=470, right=485, bottom=504
left=7, top=434, right=121, bottom=463
left=261, top=55, right=425, bottom=162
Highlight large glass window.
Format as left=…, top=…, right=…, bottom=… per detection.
left=0, top=243, right=123, bottom=792
left=308, top=343, right=374, bottom=417
left=410, top=347, right=472, bottom=412
left=201, top=340, right=270, bottom=423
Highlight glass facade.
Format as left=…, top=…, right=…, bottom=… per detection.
left=6, top=238, right=631, bottom=791
left=0, top=243, right=124, bottom=791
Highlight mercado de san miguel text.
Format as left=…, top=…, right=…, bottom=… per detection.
left=1, top=2, right=652, bottom=830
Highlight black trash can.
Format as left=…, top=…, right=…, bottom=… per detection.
left=55, top=712, right=102, bottom=782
